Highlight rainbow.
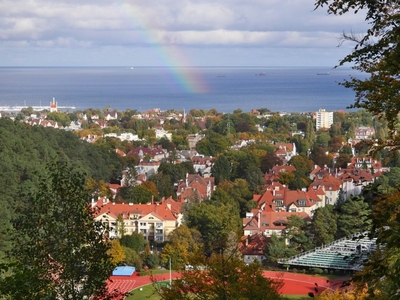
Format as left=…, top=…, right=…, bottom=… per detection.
left=119, top=3, right=209, bottom=94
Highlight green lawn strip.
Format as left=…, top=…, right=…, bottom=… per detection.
left=125, top=283, right=161, bottom=300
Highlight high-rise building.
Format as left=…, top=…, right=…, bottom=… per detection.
left=316, top=109, right=333, bottom=130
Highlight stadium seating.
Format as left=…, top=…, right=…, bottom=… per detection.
left=278, top=232, right=376, bottom=270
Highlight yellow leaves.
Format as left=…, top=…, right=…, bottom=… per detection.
left=315, top=285, right=369, bottom=300
left=107, top=240, right=125, bottom=265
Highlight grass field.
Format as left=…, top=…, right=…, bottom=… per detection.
left=125, top=284, right=314, bottom=300
left=125, top=283, right=160, bottom=300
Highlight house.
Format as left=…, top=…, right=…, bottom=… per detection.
left=253, top=184, right=323, bottom=217
left=154, top=128, right=172, bottom=141
left=264, top=165, right=297, bottom=184
left=243, top=209, right=311, bottom=237
left=355, top=126, right=375, bottom=140
left=337, top=168, right=379, bottom=199
left=309, top=175, right=342, bottom=205
left=191, top=155, right=214, bottom=177
left=239, top=233, right=271, bottom=264
left=274, top=143, right=297, bottom=164
left=176, top=174, right=215, bottom=202
left=93, top=198, right=182, bottom=241
left=135, top=160, right=161, bottom=179
left=104, top=132, right=141, bottom=142
left=105, top=111, right=118, bottom=120
left=187, top=134, right=205, bottom=150
left=127, top=147, right=167, bottom=161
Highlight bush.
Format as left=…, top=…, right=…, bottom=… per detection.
left=139, top=270, right=151, bottom=276
left=311, top=268, right=323, bottom=274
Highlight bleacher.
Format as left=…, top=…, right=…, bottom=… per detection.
left=278, top=232, right=377, bottom=270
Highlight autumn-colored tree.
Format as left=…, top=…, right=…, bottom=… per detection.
left=156, top=251, right=283, bottom=300
left=315, top=285, right=369, bottom=300
left=161, top=225, right=202, bottom=270
left=108, top=239, right=125, bottom=265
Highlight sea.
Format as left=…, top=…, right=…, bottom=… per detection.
left=0, top=66, right=368, bottom=113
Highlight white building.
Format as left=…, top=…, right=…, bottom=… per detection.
left=316, top=109, right=333, bottom=131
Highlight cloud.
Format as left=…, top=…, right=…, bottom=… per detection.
left=0, top=0, right=370, bottom=65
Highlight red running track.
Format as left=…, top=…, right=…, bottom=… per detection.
left=107, top=271, right=345, bottom=299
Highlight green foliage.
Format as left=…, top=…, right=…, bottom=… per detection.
left=335, top=195, right=372, bottom=239
left=0, top=161, right=115, bottom=300
left=46, top=111, right=71, bottom=127
left=144, top=253, right=159, bottom=269
left=185, top=201, right=241, bottom=255
left=195, top=131, right=230, bottom=156
left=285, top=215, right=313, bottom=253
left=119, top=232, right=147, bottom=253
left=122, top=246, right=143, bottom=269
left=160, top=225, right=202, bottom=270
left=311, top=205, right=338, bottom=246
left=351, top=190, right=400, bottom=299
left=118, top=185, right=153, bottom=204
left=217, top=179, right=256, bottom=218
left=264, top=234, right=297, bottom=264
left=211, top=155, right=231, bottom=184
left=315, top=0, right=400, bottom=145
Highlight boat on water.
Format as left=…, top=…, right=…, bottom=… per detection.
left=257, top=72, right=266, bottom=76
left=317, top=72, right=330, bottom=75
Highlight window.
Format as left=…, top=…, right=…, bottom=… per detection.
left=298, top=200, right=306, bottom=207
left=275, top=200, right=283, bottom=207
left=156, top=222, right=163, bottom=227
left=140, top=222, right=147, bottom=226
left=149, top=217, right=154, bottom=219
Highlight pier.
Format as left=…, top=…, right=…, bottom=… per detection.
left=0, top=105, right=76, bottom=112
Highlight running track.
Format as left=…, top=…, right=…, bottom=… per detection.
left=107, top=271, right=345, bottom=299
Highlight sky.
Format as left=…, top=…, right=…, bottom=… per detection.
left=0, top=0, right=369, bottom=67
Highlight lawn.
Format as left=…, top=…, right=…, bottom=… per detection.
left=126, top=284, right=312, bottom=300
left=125, top=283, right=160, bottom=300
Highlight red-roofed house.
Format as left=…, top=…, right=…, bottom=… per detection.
left=176, top=174, right=215, bottom=202
left=309, top=175, right=342, bottom=205
left=264, top=165, right=297, bottom=184
left=243, top=210, right=311, bottom=237
left=93, top=198, right=182, bottom=241
left=275, top=143, right=297, bottom=164
left=239, top=233, right=271, bottom=264
left=127, top=147, right=167, bottom=161
left=253, top=184, right=324, bottom=217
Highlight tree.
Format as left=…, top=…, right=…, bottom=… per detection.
left=160, top=225, right=202, bottom=270
left=285, top=215, right=312, bottom=253
left=261, top=152, right=282, bottom=174
left=185, top=201, right=241, bottom=255
left=144, top=253, right=159, bottom=269
left=335, top=195, right=372, bottom=239
left=311, top=205, right=338, bottom=246
left=351, top=190, right=400, bottom=299
left=119, top=232, right=147, bottom=254
left=217, top=179, right=255, bottom=218
left=211, top=155, right=231, bottom=185
left=116, top=214, right=126, bottom=237
left=156, top=251, right=283, bottom=300
left=0, top=161, right=115, bottom=300
left=315, top=0, right=400, bottom=145
left=108, top=239, right=126, bottom=265
left=264, top=234, right=297, bottom=264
